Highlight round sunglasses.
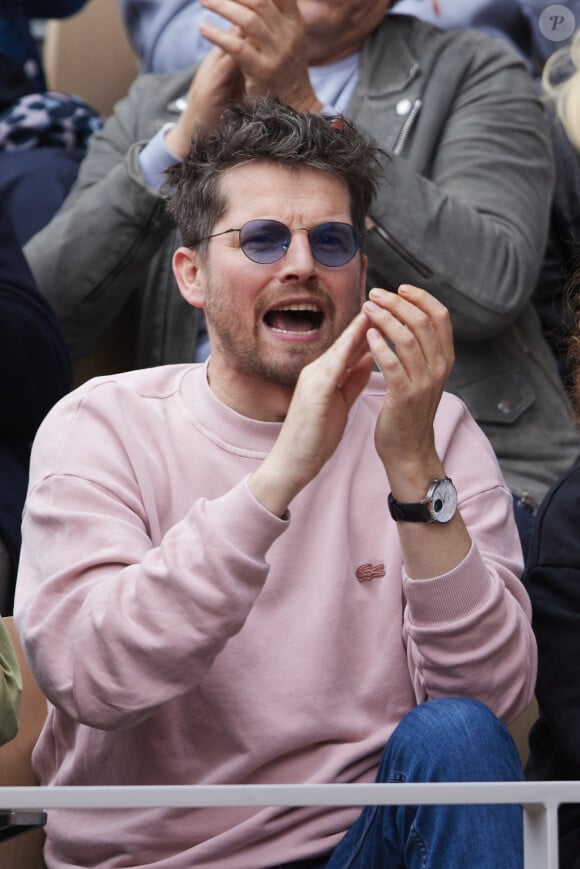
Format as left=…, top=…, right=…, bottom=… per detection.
left=195, top=219, right=361, bottom=268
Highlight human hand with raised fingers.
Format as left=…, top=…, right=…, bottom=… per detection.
left=249, top=312, right=374, bottom=518
left=197, top=0, right=322, bottom=112
left=362, top=285, right=454, bottom=491
left=363, top=285, right=472, bottom=579
left=164, top=41, right=244, bottom=159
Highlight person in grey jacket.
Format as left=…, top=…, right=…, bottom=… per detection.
left=23, top=0, right=580, bottom=541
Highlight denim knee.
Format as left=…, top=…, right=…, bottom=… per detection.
left=378, top=697, right=523, bottom=784
left=326, top=700, right=524, bottom=869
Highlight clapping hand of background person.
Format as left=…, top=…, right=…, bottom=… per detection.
left=197, top=0, right=320, bottom=108
left=164, top=40, right=243, bottom=157
left=198, top=0, right=318, bottom=109
left=166, top=1, right=320, bottom=172
left=167, top=0, right=397, bottom=157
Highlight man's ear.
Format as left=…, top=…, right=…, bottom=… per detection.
left=172, top=246, right=206, bottom=308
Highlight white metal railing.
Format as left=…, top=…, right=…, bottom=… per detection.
left=1, top=780, right=579, bottom=868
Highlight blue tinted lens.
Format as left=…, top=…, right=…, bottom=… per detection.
left=309, top=222, right=360, bottom=267
left=239, top=220, right=290, bottom=264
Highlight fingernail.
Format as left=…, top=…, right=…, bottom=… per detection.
left=363, top=300, right=380, bottom=313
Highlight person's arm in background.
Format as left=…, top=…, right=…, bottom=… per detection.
left=0, top=617, right=21, bottom=745
left=23, top=69, right=192, bottom=359
left=360, top=29, right=554, bottom=342
left=24, top=42, right=241, bottom=361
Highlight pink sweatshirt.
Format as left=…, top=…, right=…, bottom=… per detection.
left=14, top=364, right=536, bottom=868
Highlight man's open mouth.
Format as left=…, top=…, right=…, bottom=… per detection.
left=264, top=303, right=324, bottom=335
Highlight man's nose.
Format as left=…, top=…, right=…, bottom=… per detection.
left=276, top=229, right=317, bottom=279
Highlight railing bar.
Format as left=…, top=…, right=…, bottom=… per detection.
left=2, top=784, right=577, bottom=867
left=523, top=801, right=560, bottom=869
left=0, top=781, right=578, bottom=810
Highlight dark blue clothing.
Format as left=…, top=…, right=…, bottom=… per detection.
left=0, top=199, right=71, bottom=610
left=1, top=145, right=84, bottom=246
left=524, top=465, right=580, bottom=869
left=0, top=3, right=95, bottom=244
left=0, top=2, right=87, bottom=105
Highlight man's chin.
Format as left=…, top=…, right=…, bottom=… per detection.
left=254, top=345, right=325, bottom=387
left=255, top=360, right=307, bottom=388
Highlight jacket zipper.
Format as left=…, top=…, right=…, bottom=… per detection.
left=392, top=98, right=422, bottom=156
left=367, top=217, right=433, bottom=279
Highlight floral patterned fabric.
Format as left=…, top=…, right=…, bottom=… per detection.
left=0, top=91, right=103, bottom=152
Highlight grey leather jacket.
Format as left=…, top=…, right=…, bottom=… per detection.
left=25, top=14, right=580, bottom=504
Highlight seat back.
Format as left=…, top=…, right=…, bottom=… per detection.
left=43, top=0, right=139, bottom=117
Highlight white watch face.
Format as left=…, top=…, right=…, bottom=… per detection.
left=429, top=479, right=457, bottom=524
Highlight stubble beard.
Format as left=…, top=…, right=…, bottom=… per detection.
left=204, top=279, right=362, bottom=388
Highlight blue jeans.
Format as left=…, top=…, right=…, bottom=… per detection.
left=270, top=698, right=524, bottom=869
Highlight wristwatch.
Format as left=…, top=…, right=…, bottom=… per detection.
left=388, top=477, right=458, bottom=524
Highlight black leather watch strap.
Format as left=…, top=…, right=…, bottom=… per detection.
left=388, top=477, right=457, bottom=524
left=387, top=492, right=432, bottom=523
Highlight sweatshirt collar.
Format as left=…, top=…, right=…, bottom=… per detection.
left=180, top=363, right=284, bottom=458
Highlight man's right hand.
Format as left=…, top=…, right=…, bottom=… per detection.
left=248, top=312, right=374, bottom=518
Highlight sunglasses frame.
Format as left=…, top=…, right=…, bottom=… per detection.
left=195, top=219, right=362, bottom=268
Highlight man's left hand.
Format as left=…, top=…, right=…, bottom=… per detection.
left=363, top=285, right=454, bottom=487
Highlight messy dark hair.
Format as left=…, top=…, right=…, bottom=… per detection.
left=165, top=96, right=384, bottom=254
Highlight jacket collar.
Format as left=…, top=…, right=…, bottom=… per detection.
left=358, top=14, right=421, bottom=97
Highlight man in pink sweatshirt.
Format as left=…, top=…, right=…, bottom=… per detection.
left=14, top=97, right=536, bottom=868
